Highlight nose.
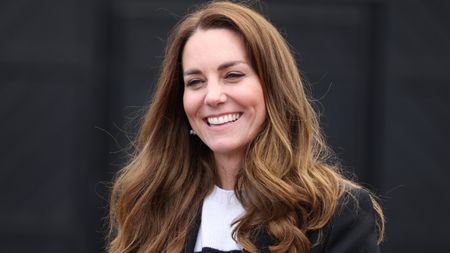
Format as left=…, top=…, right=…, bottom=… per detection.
left=204, top=80, right=227, bottom=106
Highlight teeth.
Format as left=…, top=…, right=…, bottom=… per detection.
left=207, top=113, right=240, bottom=125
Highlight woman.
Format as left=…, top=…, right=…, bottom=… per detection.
left=108, top=1, right=384, bottom=253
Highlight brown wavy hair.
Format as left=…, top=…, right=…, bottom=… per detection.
left=108, top=1, right=384, bottom=252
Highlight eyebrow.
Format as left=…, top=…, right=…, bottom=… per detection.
left=183, top=60, right=247, bottom=76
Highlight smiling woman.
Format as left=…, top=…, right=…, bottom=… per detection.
left=107, top=1, right=384, bottom=253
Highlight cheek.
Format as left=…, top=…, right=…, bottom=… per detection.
left=183, top=92, right=200, bottom=119
left=182, top=93, right=189, bottom=115
left=255, top=101, right=267, bottom=129
left=245, top=84, right=265, bottom=116
left=251, top=87, right=267, bottom=126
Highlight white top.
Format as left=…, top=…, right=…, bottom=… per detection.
left=194, top=185, right=245, bottom=252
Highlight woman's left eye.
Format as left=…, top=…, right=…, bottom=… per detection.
left=225, top=72, right=244, bottom=80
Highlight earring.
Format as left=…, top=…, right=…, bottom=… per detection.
left=189, top=129, right=196, bottom=135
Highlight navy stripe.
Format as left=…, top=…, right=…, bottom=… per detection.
left=194, top=247, right=242, bottom=253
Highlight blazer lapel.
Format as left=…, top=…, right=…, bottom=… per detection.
left=250, top=226, right=274, bottom=253
left=181, top=205, right=202, bottom=253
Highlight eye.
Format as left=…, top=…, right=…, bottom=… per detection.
left=225, top=72, right=244, bottom=81
left=185, top=79, right=204, bottom=88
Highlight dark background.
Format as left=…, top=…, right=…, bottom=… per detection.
left=1, top=0, right=449, bottom=252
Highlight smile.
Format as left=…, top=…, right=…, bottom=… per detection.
left=206, top=113, right=241, bottom=126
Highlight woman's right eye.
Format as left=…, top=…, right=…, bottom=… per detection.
left=186, top=79, right=203, bottom=88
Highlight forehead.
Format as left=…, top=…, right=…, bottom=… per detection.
left=181, top=28, right=248, bottom=69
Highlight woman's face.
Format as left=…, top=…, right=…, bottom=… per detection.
left=182, top=28, right=266, bottom=159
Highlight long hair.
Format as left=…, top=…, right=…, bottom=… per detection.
left=108, top=1, right=384, bottom=252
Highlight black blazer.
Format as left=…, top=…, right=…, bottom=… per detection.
left=181, top=188, right=380, bottom=253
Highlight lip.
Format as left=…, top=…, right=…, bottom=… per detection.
left=203, top=112, right=242, bottom=126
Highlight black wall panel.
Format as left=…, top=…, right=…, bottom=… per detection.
left=1, top=0, right=108, bottom=252
left=380, top=0, right=450, bottom=251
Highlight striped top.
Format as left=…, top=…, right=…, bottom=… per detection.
left=194, top=186, right=245, bottom=253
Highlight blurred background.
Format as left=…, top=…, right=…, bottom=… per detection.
left=1, top=0, right=449, bottom=252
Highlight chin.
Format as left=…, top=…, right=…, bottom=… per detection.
left=208, top=144, right=244, bottom=157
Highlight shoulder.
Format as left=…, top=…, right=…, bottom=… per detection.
left=310, top=188, right=381, bottom=253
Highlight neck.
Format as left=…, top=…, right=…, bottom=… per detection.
left=214, top=151, right=243, bottom=190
